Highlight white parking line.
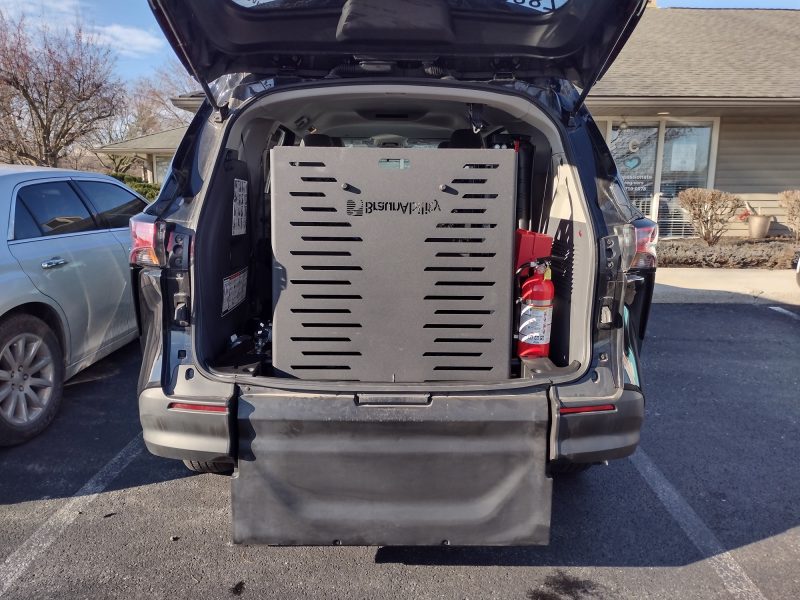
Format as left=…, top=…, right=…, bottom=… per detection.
left=630, top=450, right=767, bottom=600
left=769, top=306, right=800, bottom=322
left=0, top=434, right=144, bottom=598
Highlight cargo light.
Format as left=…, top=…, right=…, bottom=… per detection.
left=167, top=402, right=228, bottom=413
left=130, top=214, right=167, bottom=267
left=559, top=404, right=616, bottom=415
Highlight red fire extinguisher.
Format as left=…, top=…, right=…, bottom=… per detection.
left=517, top=263, right=554, bottom=359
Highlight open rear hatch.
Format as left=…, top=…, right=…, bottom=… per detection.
left=149, top=0, right=646, bottom=108
left=146, top=0, right=646, bottom=546
left=234, top=391, right=551, bottom=546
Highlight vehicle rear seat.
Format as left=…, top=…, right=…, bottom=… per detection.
left=448, top=129, right=484, bottom=149
left=302, top=134, right=343, bottom=147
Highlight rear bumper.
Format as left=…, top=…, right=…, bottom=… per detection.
left=555, top=386, right=645, bottom=464
left=139, top=387, right=232, bottom=463
left=139, top=382, right=645, bottom=468
left=233, top=392, right=552, bottom=546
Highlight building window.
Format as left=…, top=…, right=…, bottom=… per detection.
left=658, top=123, right=713, bottom=238
left=608, top=118, right=719, bottom=238
left=609, top=123, right=659, bottom=218
left=153, top=155, right=172, bottom=185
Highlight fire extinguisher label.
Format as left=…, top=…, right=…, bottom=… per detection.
left=520, top=304, right=553, bottom=345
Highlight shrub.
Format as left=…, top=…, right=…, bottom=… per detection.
left=110, top=172, right=139, bottom=185
left=110, top=172, right=160, bottom=201
left=129, top=181, right=160, bottom=201
left=677, top=188, right=743, bottom=247
left=659, top=238, right=795, bottom=269
left=778, top=190, right=800, bottom=241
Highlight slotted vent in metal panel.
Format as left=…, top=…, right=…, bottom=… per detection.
left=271, top=147, right=516, bottom=382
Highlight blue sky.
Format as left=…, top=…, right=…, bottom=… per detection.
left=2, top=0, right=798, bottom=80
left=1, top=0, right=167, bottom=80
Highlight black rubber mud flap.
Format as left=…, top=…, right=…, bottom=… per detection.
left=232, top=393, right=552, bottom=546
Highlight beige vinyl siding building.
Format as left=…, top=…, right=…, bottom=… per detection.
left=714, top=117, right=800, bottom=237
left=589, top=6, right=800, bottom=238
left=590, top=113, right=800, bottom=238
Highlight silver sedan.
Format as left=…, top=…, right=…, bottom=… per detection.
left=0, top=166, right=146, bottom=445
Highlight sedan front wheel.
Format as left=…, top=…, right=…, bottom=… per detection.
left=0, top=315, right=64, bottom=446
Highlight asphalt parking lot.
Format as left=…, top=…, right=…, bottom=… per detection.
left=1, top=303, right=798, bottom=600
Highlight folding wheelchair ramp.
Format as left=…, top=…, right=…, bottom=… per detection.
left=268, top=146, right=517, bottom=383
left=232, top=392, right=552, bottom=546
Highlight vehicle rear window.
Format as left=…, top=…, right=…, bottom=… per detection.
left=449, top=0, right=568, bottom=13
left=341, top=138, right=446, bottom=148
left=75, top=181, right=147, bottom=229
left=231, top=0, right=568, bottom=14
left=12, top=201, right=42, bottom=241
left=17, top=182, right=97, bottom=238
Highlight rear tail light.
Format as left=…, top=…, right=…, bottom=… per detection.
left=632, top=220, right=658, bottom=269
left=167, top=402, right=228, bottom=413
left=618, top=219, right=658, bottom=271
left=130, top=214, right=167, bottom=267
left=559, top=404, right=616, bottom=415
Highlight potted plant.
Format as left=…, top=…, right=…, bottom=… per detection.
left=738, top=202, right=771, bottom=239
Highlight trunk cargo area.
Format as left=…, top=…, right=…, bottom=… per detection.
left=233, top=392, right=552, bottom=546
left=190, top=89, right=599, bottom=545
left=197, top=91, right=595, bottom=386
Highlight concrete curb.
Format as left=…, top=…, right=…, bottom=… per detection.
left=653, top=268, right=800, bottom=306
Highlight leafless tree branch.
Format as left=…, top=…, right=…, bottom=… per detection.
left=0, top=13, right=125, bottom=167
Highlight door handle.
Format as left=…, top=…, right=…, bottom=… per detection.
left=41, top=257, right=68, bottom=270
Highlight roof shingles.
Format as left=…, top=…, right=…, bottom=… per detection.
left=99, top=127, right=188, bottom=153
left=593, top=8, right=800, bottom=99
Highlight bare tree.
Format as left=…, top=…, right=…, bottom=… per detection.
left=88, top=111, right=139, bottom=173
left=89, top=59, right=199, bottom=174
left=87, top=92, right=157, bottom=174
left=137, top=58, right=198, bottom=130
left=88, top=79, right=181, bottom=175
left=0, top=14, right=125, bottom=167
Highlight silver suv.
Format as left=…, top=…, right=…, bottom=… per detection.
left=0, top=166, right=146, bottom=445
left=134, top=0, right=657, bottom=546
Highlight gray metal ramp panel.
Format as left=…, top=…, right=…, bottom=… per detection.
left=271, top=147, right=517, bottom=382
